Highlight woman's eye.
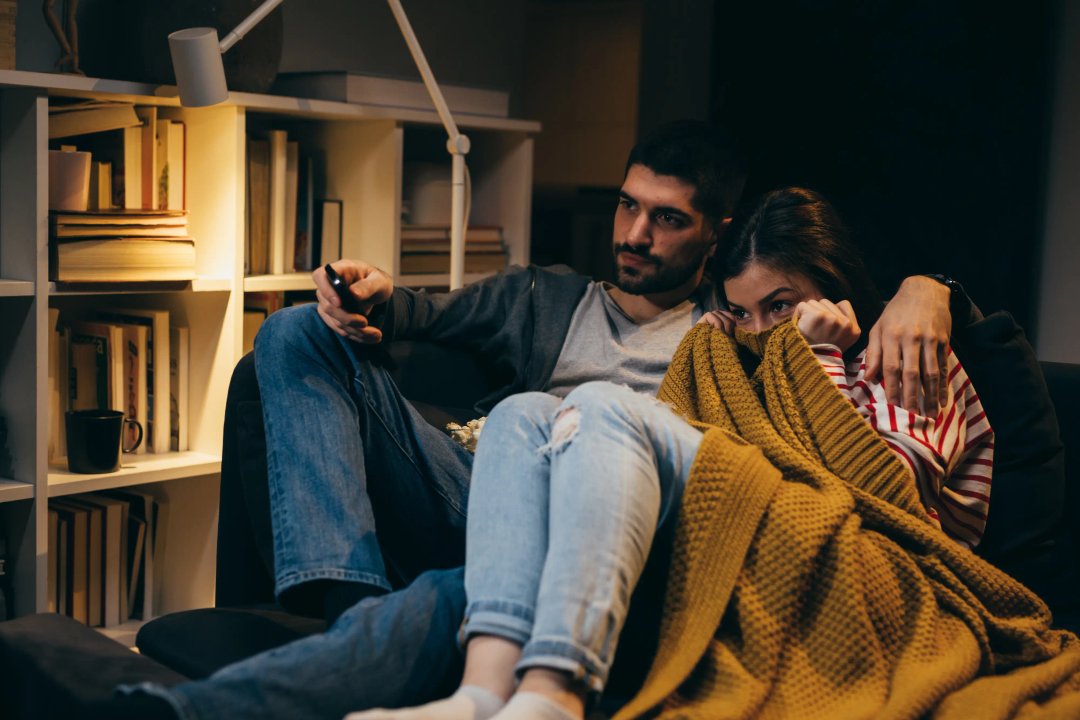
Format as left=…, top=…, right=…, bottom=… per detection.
left=729, top=308, right=749, bottom=321
left=770, top=301, right=794, bottom=315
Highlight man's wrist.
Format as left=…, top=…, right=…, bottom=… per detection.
left=922, top=273, right=974, bottom=324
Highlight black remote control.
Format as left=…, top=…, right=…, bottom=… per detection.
left=324, top=263, right=363, bottom=313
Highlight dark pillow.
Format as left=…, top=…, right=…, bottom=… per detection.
left=951, top=311, right=1078, bottom=628
left=0, top=613, right=186, bottom=718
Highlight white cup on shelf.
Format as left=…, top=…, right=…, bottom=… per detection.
left=48, top=148, right=91, bottom=211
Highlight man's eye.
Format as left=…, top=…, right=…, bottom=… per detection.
left=618, top=198, right=636, bottom=211
left=655, top=213, right=684, bottom=228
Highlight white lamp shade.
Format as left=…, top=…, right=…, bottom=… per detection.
left=168, top=27, right=229, bottom=107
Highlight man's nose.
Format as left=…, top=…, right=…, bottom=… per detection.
left=625, top=213, right=651, bottom=246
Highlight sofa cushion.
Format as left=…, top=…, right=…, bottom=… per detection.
left=952, top=312, right=1080, bottom=631
left=135, top=607, right=325, bottom=680
left=0, top=613, right=186, bottom=718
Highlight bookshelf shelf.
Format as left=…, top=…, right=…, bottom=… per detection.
left=96, top=619, right=145, bottom=650
left=46, top=452, right=222, bottom=497
left=0, top=479, right=34, bottom=504
left=48, top=279, right=231, bottom=295
left=190, top=278, right=233, bottom=293
left=244, top=273, right=316, bottom=293
left=0, top=279, right=33, bottom=297
left=2, top=69, right=536, bottom=626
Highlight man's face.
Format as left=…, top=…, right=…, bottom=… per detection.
left=612, top=164, right=717, bottom=296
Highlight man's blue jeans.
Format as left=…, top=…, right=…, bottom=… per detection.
left=125, top=569, right=468, bottom=720
left=253, top=305, right=475, bottom=604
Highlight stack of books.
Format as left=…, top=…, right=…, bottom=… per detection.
left=399, top=224, right=508, bottom=275
left=49, top=209, right=195, bottom=282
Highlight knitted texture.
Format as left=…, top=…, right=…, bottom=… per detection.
left=614, top=322, right=1080, bottom=720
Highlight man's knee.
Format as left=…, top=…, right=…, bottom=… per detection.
left=254, top=304, right=325, bottom=355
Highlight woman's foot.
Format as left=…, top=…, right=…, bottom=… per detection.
left=490, top=692, right=580, bottom=720
left=343, top=685, right=505, bottom=720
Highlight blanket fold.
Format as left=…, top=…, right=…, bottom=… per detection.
left=615, top=322, right=1080, bottom=720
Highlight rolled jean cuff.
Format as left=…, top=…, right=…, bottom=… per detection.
left=117, top=682, right=195, bottom=720
left=517, top=637, right=608, bottom=694
left=459, top=600, right=535, bottom=650
left=275, top=568, right=392, bottom=598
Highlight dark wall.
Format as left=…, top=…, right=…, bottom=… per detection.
left=711, top=0, right=1057, bottom=333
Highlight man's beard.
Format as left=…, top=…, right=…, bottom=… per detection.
left=613, top=244, right=706, bottom=295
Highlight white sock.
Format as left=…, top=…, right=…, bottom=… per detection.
left=343, top=685, right=506, bottom=720
left=489, top=692, right=580, bottom=720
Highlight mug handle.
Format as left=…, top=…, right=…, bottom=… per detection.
left=123, top=418, right=144, bottom=453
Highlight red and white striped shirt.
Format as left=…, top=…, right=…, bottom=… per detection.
left=812, top=344, right=994, bottom=548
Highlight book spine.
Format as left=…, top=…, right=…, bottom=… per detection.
left=268, top=130, right=288, bottom=274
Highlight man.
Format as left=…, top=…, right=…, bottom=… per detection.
left=97, top=120, right=957, bottom=719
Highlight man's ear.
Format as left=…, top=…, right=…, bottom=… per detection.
left=707, top=217, right=733, bottom=257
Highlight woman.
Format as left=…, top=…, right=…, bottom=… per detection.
left=348, top=187, right=997, bottom=720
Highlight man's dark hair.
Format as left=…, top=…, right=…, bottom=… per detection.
left=717, top=186, right=883, bottom=340
left=625, top=120, right=748, bottom=223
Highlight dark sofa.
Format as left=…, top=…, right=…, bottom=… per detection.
left=3, top=318, right=1080, bottom=717
left=133, top=314, right=1080, bottom=677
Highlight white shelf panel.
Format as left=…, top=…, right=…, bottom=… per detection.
left=397, top=272, right=496, bottom=288
left=190, top=277, right=233, bottom=292
left=0, top=479, right=33, bottom=503
left=0, top=69, right=176, bottom=104
left=0, top=279, right=33, bottom=297
left=47, top=451, right=221, bottom=497
left=244, top=273, right=316, bottom=292
left=0, top=69, right=540, bottom=133
left=234, top=91, right=541, bottom=132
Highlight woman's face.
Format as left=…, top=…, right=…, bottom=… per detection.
left=723, top=262, right=824, bottom=333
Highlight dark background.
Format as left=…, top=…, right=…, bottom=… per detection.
left=24, top=0, right=1062, bottom=337
left=709, top=0, right=1056, bottom=335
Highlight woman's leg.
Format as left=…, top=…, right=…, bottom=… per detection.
left=515, top=382, right=704, bottom=702
left=349, top=392, right=563, bottom=720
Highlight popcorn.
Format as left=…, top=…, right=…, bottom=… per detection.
left=445, top=416, right=487, bottom=453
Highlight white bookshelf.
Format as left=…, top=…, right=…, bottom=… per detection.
left=0, top=69, right=538, bottom=624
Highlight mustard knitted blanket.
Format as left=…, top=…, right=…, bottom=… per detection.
left=614, top=322, right=1080, bottom=720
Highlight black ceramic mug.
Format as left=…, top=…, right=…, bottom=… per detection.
left=65, top=410, right=143, bottom=474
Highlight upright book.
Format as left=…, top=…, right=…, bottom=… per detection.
left=247, top=139, right=270, bottom=275
left=267, top=130, right=289, bottom=274
left=50, top=500, right=89, bottom=624
left=71, top=493, right=125, bottom=627
left=71, top=322, right=124, bottom=413
left=169, top=326, right=190, bottom=452
left=98, top=309, right=170, bottom=454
